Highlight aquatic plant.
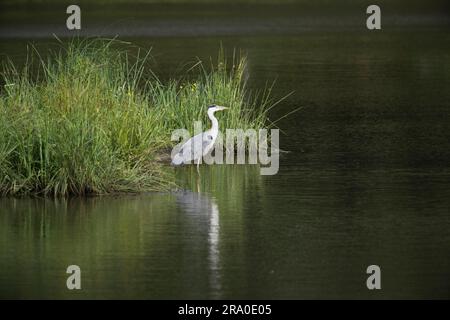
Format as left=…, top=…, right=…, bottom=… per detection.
left=0, top=39, right=273, bottom=196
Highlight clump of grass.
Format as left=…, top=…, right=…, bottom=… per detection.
left=0, top=39, right=272, bottom=196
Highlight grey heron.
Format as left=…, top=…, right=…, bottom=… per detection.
left=171, top=105, right=228, bottom=171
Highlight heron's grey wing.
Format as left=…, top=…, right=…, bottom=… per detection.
left=177, top=132, right=205, bottom=163
left=202, top=131, right=215, bottom=154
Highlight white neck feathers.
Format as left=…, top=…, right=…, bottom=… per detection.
left=207, top=109, right=219, bottom=132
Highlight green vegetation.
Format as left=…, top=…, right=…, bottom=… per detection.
left=0, top=39, right=272, bottom=196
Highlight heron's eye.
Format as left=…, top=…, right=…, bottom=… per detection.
left=208, top=135, right=213, bottom=140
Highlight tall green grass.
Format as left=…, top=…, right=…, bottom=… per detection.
left=0, top=39, right=272, bottom=196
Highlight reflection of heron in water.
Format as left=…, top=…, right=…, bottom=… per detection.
left=175, top=191, right=221, bottom=297
left=171, top=105, right=228, bottom=173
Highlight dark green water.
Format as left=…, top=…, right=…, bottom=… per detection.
left=1, top=3, right=450, bottom=299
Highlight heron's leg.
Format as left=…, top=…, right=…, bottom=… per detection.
left=196, top=157, right=201, bottom=175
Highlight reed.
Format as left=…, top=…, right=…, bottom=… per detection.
left=0, top=39, right=272, bottom=196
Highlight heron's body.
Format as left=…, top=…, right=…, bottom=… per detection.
left=171, top=105, right=227, bottom=169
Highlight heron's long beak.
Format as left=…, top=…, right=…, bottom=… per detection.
left=217, top=106, right=228, bottom=111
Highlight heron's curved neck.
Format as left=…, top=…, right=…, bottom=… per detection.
left=207, top=109, right=219, bottom=132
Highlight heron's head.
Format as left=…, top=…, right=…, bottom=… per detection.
left=208, top=105, right=228, bottom=112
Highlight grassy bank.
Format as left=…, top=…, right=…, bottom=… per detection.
left=0, top=39, right=271, bottom=196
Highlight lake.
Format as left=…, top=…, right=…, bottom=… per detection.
left=1, top=3, right=450, bottom=299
